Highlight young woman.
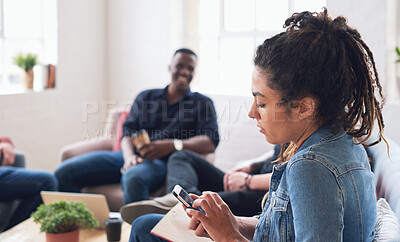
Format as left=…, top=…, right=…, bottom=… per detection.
left=130, top=8, right=384, bottom=241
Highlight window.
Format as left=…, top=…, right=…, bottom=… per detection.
left=187, top=0, right=326, bottom=96
left=0, top=0, right=57, bottom=94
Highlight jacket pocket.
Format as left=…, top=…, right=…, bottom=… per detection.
left=272, top=194, right=289, bottom=212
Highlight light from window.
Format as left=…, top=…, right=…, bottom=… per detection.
left=224, top=0, right=255, bottom=32
left=191, top=0, right=326, bottom=96
left=256, top=0, right=289, bottom=31
left=4, top=0, right=43, bottom=38
left=219, top=37, right=254, bottom=94
left=199, top=0, right=220, bottom=37
left=293, top=0, right=326, bottom=13
left=0, top=0, right=57, bottom=94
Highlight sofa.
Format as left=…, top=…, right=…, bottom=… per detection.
left=368, top=137, right=400, bottom=222
left=58, top=95, right=400, bottom=227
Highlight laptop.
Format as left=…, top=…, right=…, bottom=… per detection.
left=41, top=191, right=112, bottom=229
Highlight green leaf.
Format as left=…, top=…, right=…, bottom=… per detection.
left=396, top=47, right=400, bottom=63
left=31, top=200, right=99, bottom=233
left=13, top=53, right=37, bottom=72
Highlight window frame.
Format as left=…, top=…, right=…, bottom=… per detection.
left=0, top=0, right=57, bottom=94
left=186, top=0, right=326, bottom=96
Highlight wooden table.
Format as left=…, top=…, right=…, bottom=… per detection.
left=0, top=217, right=132, bottom=241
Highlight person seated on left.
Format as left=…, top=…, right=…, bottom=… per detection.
left=0, top=137, right=58, bottom=231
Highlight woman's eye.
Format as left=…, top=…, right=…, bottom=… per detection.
left=256, top=104, right=265, bottom=108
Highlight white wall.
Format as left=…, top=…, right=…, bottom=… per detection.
left=210, top=94, right=274, bottom=171
left=107, top=0, right=177, bottom=107
left=328, top=0, right=386, bottom=92
left=0, top=0, right=107, bottom=171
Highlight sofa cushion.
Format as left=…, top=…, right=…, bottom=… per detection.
left=112, top=111, right=130, bottom=151
left=366, top=137, right=400, bottom=223
left=373, top=198, right=400, bottom=241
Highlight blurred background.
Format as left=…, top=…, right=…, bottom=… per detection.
left=0, top=0, right=398, bottom=171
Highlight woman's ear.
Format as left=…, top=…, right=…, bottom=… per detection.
left=298, top=97, right=316, bottom=120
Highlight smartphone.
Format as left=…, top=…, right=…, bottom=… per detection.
left=172, top=185, right=206, bottom=215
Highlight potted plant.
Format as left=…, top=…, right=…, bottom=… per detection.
left=31, top=200, right=99, bottom=242
left=13, top=53, right=38, bottom=89
left=396, top=46, right=400, bottom=63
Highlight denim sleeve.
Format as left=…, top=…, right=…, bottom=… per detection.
left=122, top=95, right=142, bottom=137
left=288, top=159, right=343, bottom=241
left=195, top=98, right=220, bottom=147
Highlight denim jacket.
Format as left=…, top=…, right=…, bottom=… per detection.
left=253, top=123, right=376, bottom=241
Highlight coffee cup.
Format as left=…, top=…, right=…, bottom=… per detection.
left=104, top=217, right=123, bottom=242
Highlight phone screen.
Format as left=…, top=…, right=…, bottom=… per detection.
left=174, top=186, right=206, bottom=215
left=178, top=188, right=195, bottom=208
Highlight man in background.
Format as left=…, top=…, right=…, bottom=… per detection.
left=55, top=48, right=220, bottom=204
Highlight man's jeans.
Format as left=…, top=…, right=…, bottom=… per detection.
left=54, top=151, right=167, bottom=203
left=130, top=214, right=166, bottom=242
left=0, top=152, right=58, bottom=230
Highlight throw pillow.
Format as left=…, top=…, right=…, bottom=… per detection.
left=112, top=111, right=130, bottom=151
left=373, top=198, right=400, bottom=241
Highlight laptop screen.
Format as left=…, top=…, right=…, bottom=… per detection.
left=40, top=191, right=110, bottom=229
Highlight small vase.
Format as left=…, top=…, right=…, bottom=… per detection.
left=46, top=229, right=79, bottom=242
left=20, top=69, right=34, bottom=89
left=397, top=75, right=400, bottom=96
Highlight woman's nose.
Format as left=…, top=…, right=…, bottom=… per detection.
left=248, top=101, right=257, bottom=119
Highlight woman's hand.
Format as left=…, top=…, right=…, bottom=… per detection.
left=223, top=172, right=250, bottom=191
left=188, top=215, right=210, bottom=238
left=184, top=194, right=211, bottom=238
left=186, top=192, right=247, bottom=242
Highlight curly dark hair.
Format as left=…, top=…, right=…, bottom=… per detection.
left=254, top=8, right=385, bottom=148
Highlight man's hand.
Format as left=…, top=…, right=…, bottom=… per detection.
left=136, top=140, right=174, bottom=160
left=120, top=154, right=143, bottom=174
left=0, top=142, right=15, bottom=166
left=223, top=172, right=249, bottom=191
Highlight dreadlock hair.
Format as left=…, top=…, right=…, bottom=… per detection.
left=254, top=8, right=386, bottom=164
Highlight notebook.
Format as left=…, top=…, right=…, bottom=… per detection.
left=151, top=203, right=212, bottom=242
left=40, top=191, right=111, bottom=229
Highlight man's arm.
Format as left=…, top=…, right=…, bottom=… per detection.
left=137, top=135, right=215, bottom=160
left=120, top=136, right=140, bottom=173
left=224, top=172, right=271, bottom=191
left=180, top=135, right=216, bottom=154
left=248, top=173, right=271, bottom=190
